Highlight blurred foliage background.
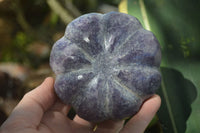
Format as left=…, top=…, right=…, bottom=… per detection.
left=0, top=0, right=120, bottom=125
left=119, top=0, right=200, bottom=133
left=0, top=0, right=199, bottom=132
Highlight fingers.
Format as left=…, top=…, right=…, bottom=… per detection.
left=73, top=116, right=124, bottom=133
left=5, top=77, right=56, bottom=127
left=40, top=110, right=71, bottom=133
left=94, top=120, right=125, bottom=133
left=120, top=94, right=161, bottom=133
left=73, top=115, right=94, bottom=128
left=50, top=100, right=71, bottom=115
left=24, top=77, right=56, bottom=111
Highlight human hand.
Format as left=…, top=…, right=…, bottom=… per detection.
left=0, top=77, right=161, bottom=133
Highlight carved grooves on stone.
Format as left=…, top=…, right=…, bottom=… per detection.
left=112, top=76, right=141, bottom=101
left=111, top=28, right=142, bottom=55
left=105, top=81, right=112, bottom=118
left=75, top=44, right=95, bottom=63
left=67, top=70, right=95, bottom=110
left=63, top=67, right=93, bottom=78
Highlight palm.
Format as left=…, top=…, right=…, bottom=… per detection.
left=10, top=100, right=123, bottom=133
left=36, top=103, right=92, bottom=133
left=38, top=101, right=124, bottom=133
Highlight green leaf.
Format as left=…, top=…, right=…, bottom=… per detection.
left=157, top=67, right=197, bottom=133
left=163, top=60, right=200, bottom=133
left=119, top=0, right=200, bottom=132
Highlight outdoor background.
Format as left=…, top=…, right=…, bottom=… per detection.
left=0, top=0, right=200, bottom=132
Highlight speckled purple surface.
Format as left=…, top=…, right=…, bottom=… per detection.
left=50, top=12, right=161, bottom=122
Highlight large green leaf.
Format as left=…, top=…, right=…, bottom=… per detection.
left=119, top=0, right=200, bottom=132
left=157, top=67, right=197, bottom=133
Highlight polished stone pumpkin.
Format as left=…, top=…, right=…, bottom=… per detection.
left=50, top=12, right=161, bottom=123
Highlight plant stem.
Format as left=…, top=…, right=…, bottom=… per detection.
left=46, top=0, right=74, bottom=25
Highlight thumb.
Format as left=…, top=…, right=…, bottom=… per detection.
left=1, top=77, right=56, bottom=129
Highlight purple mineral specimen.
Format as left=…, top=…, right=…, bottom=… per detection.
left=50, top=12, right=161, bottom=122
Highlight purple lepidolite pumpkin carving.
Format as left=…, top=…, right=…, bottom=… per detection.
left=50, top=12, right=161, bottom=123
